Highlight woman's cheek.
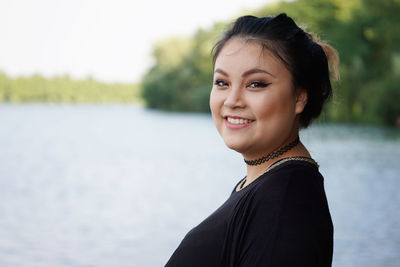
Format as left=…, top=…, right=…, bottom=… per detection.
left=209, top=89, right=222, bottom=124
left=210, top=89, right=222, bottom=112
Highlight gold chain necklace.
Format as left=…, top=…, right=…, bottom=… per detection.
left=236, top=156, right=319, bottom=192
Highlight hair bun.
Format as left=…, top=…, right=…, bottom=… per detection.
left=310, top=33, right=340, bottom=81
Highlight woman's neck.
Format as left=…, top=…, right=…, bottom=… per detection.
left=243, top=141, right=311, bottom=188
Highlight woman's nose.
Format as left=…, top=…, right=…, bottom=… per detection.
left=223, top=87, right=245, bottom=108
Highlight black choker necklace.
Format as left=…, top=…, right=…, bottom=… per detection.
left=244, top=137, right=300, bottom=166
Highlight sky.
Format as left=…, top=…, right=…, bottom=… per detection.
left=0, top=0, right=275, bottom=83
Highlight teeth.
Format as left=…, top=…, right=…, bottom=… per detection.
left=227, top=117, right=252, bottom=125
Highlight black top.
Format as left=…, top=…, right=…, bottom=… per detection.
left=165, top=159, right=333, bottom=267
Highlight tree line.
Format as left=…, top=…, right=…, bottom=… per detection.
left=0, top=73, right=141, bottom=103
left=141, top=0, right=400, bottom=126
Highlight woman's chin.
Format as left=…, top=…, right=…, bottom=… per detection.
left=223, top=140, right=248, bottom=154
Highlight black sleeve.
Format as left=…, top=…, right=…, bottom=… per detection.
left=235, top=167, right=333, bottom=267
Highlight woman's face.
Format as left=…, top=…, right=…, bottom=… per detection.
left=209, top=38, right=307, bottom=159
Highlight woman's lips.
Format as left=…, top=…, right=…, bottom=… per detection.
left=224, top=116, right=254, bottom=129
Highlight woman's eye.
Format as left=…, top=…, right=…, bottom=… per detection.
left=214, top=80, right=228, bottom=87
left=247, top=81, right=270, bottom=89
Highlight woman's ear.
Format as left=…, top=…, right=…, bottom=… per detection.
left=295, top=89, right=308, bottom=115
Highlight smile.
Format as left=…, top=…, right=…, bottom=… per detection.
left=227, top=117, right=252, bottom=124
left=224, top=116, right=254, bottom=129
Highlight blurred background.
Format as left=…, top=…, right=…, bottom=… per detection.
left=0, top=0, right=399, bottom=266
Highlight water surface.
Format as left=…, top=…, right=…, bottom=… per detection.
left=0, top=104, right=399, bottom=267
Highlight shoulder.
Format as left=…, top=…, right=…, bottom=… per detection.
left=252, top=160, right=324, bottom=204
left=249, top=160, right=332, bottom=231
left=229, top=161, right=326, bottom=232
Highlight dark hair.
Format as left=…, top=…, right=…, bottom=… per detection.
left=213, top=13, right=339, bottom=128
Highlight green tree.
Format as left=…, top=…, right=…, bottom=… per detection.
left=142, top=24, right=224, bottom=112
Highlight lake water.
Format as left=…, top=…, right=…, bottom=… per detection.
left=0, top=104, right=399, bottom=267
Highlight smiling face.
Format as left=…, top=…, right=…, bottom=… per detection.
left=210, top=38, right=307, bottom=159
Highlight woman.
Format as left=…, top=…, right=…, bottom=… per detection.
left=166, top=13, right=338, bottom=267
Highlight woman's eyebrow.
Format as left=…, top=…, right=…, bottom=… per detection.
left=214, top=68, right=229, bottom=77
left=242, top=68, right=276, bottom=78
left=214, top=68, right=276, bottom=78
